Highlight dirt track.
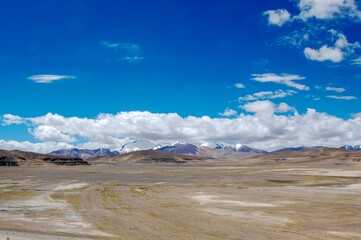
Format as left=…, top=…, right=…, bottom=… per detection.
left=1, top=160, right=361, bottom=239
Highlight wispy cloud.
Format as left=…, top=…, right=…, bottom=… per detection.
left=234, top=83, right=245, bottom=89
left=101, top=41, right=143, bottom=63
left=327, top=95, right=357, bottom=100
left=325, top=86, right=345, bottom=93
left=239, top=89, right=297, bottom=102
left=251, top=73, right=309, bottom=90
left=27, top=74, right=75, bottom=84
left=352, top=57, right=361, bottom=66
left=119, top=56, right=144, bottom=63
left=101, top=41, right=140, bottom=52
left=1, top=114, right=24, bottom=125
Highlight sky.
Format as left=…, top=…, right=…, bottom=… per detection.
left=0, top=0, right=361, bottom=152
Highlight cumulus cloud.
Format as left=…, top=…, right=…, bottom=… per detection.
left=27, top=74, right=75, bottom=84
left=219, top=108, right=238, bottom=117
left=242, top=100, right=294, bottom=116
left=0, top=140, right=73, bottom=154
left=234, top=83, right=245, bottom=89
left=304, top=30, right=360, bottom=63
left=297, top=0, right=361, bottom=21
left=251, top=73, right=309, bottom=90
left=2, top=108, right=361, bottom=151
left=30, top=125, right=76, bottom=142
left=304, top=45, right=344, bottom=62
left=264, top=9, right=291, bottom=26
left=327, top=95, right=357, bottom=100
left=239, top=89, right=297, bottom=102
left=325, top=86, right=346, bottom=92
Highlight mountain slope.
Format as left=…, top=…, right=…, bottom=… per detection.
left=273, top=146, right=325, bottom=153
left=0, top=149, right=90, bottom=166
left=245, top=148, right=361, bottom=167
left=91, top=150, right=207, bottom=164
left=158, top=142, right=199, bottom=155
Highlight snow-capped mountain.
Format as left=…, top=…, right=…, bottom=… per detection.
left=340, top=145, right=361, bottom=150
left=158, top=142, right=199, bottom=155
left=50, top=140, right=268, bottom=160
left=50, top=148, right=119, bottom=159
left=199, top=142, right=267, bottom=154
left=120, top=139, right=161, bottom=153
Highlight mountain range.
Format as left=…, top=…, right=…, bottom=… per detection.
left=49, top=140, right=267, bottom=160
left=48, top=139, right=361, bottom=160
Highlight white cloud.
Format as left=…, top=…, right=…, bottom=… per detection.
left=304, top=30, right=360, bottom=63
left=119, top=56, right=144, bottom=63
left=304, top=45, right=344, bottom=62
left=298, top=0, right=361, bottom=21
left=27, top=74, right=75, bottom=84
left=102, top=41, right=143, bottom=63
left=352, top=57, right=361, bottom=65
left=219, top=108, right=238, bottom=117
left=242, top=100, right=294, bottom=116
left=264, top=9, right=291, bottom=26
left=277, top=102, right=295, bottom=113
left=3, top=108, right=361, bottom=151
left=0, top=140, right=73, bottom=154
left=2, top=114, right=24, bottom=125
left=101, top=42, right=140, bottom=52
left=234, top=83, right=245, bottom=89
left=30, top=125, right=76, bottom=142
left=325, top=86, right=346, bottom=92
left=327, top=95, right=357, bottom=100
left=251, top=73, right=309, bottom=90
left=239, top=89, right=297, bottom=102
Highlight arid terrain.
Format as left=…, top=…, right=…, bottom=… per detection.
left=1, top=149, right=361, bottom=239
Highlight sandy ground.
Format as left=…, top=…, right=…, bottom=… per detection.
left=1, top=161, right=361, bottom=239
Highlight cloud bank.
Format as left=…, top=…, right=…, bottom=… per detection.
left=2, top=105, right=361, bottom=153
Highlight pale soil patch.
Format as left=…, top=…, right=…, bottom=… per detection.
left=327, top=231, right=361, bottom=238
left=275, top=168, right=361, bottom=177
left=0, top=230, right=91, bottom=240
left=202, top=207, right=292, bottom=224
left=0, top=181, right=111, bottom=237
left=191, top=194, right=277, bottom=207
left=54, top=182, right=89, bottom=191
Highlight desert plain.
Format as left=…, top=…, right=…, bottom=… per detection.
left=1, top=149, right=361, bottom=239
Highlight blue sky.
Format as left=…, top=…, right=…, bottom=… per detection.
left=0, top=0, right=361, bottom=152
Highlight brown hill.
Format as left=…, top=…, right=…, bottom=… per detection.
left=91, top=150, right=208, bottom=164
left=0, top=149, right=90, bottom=166
left=245, top=148, right=361, bottom=167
